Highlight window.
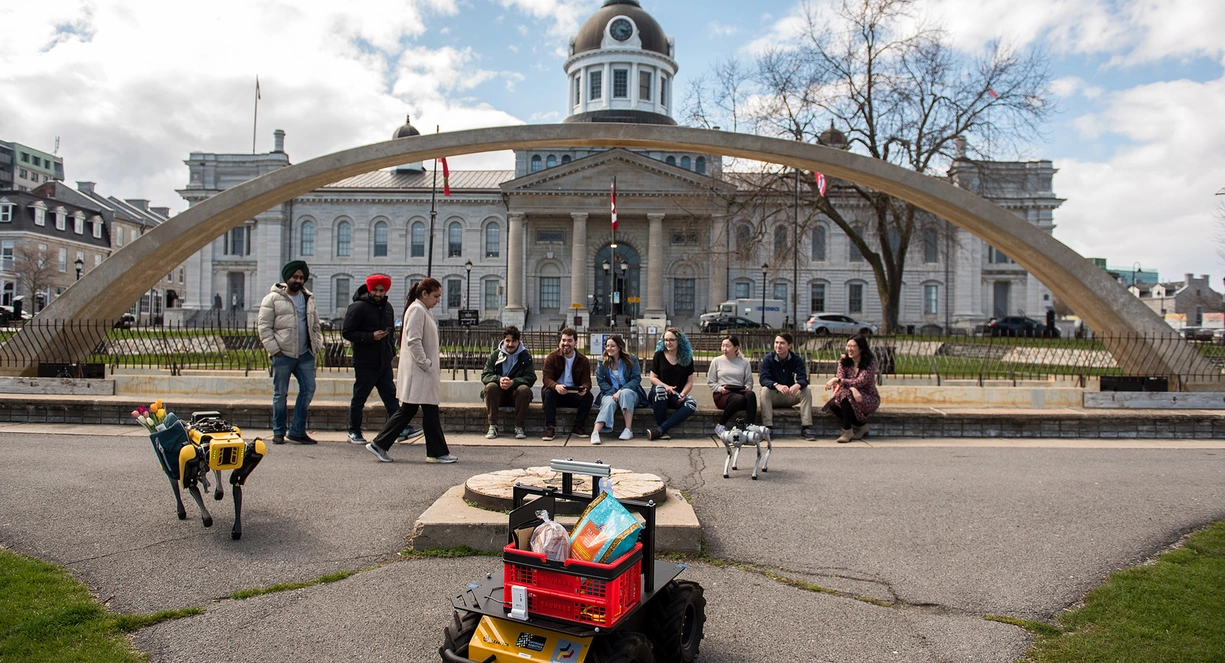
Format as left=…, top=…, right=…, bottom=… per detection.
left=540, top=277, right=561, bottom=310
left=334, top=277, right=350, bottom=309
left=447, top=278, right=462, bottom=309
left=696, top=157, right=706, bottom=175
left=773, top=225, right=789, bottom=258
left=18, top=168, right=28, bottom=178
left=336, top=221, right=351, bottom=256
left=924, top=284, right=939, bottom=315
left=736, top=224, right=752, bottom=252
left=537, top=230, right=564, bottom=243
left=848, top=283, right=864, bottom=314
left=639, top=70, right=653, bottom=101
left=666, top=156, right=676, bottom=166
left=373, top=221, right=388, bottom=257
left=674, top=279, right=695, bottom=312
left=485, top=223, right=500, bottom=258
left=484, top=279, right=500, bottom=310
left=95, top=254, right=102, bottom=267
left=1, top=241, right=13, bottom=271
left=773, top=282, right=787, bottom=302
left=734, top=281, right=751, bottom=299
left=33, top=156, right=41, bottom=167
left=130, top=229, right=137, bottom=244
left=810, top=283, right=826, bottom=313
left=573, top=76, right=581, bottom=105
left=546, top=155, right=557, bottom=168
left=20, top=152, right=29, bottom=163
left=989, top=246, right=1011, bottom=264
left=226, top=226, right=250, bottom=256
left=34, top=206, right=45, bottom=226
left=91, top=216, right=102, bottom=238
left=660, top=77, right=668, bottom=106
left=300, top=221, right=315, bottom=256
left=58, top=248, right=67, bottom=272
left=115, top=226, right=123, bottom=246
left=681, top=156, right=691, bottom=170
left=448, top=222, right=463, bottom=257
left=613, top=69, right=628, bottom=98
left=589, top=70, right=603, bottom=101
left=671, top=231, right=698, bottom=245
left=1, top=281, right=11, bottom=306
left=562, top=155, right=572, bottom=164
left=55, top=210, right=66, bottom=230
left=531, top=155, right=542, bottom=172
left=411, top=222, right=426, bottom=257
left=848, top=229, right=864, bottom=262
left=179, top=267, right=185, bottom=283
left=0, top=204, right=11, bottom=223
left=923, top=229, right=939, bottom=263
left=812, top=226, right=826, bottom=261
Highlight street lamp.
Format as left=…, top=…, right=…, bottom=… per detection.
left=464, top=260, right=473, bottom=310
left=601, top=259, right=612, bottom=325
left=1131, top=261, right=1142, bottom=290
left=73, top=257, right=84, bottom=281
left=760, top=263, right=769, bottom=327
left=619, top=260, right=628, bottom=321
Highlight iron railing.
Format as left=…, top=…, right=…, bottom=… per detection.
left=0, top=320, right=1221, bottom=385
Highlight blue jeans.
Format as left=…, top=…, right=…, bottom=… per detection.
left=596, top=389, right=639, bottom=430
left=649, top=385, right=697, bottom=434
left=272, top=352, right=316, bottom=438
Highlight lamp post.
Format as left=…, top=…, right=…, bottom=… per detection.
left=464, top=259, right=473, bottom=310
left=602, top=259, right=612, bottom=326
left=760, top=263, right=769, bottom=327
left=1131, top=261, right=1142, bottom=289
left=73, top=257, right=83, bottom=281
left=619, top=259, right=628, bottom=321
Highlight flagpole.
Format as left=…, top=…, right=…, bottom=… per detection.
left=427, top=125, right=439, bottom=279
left=252, top=76, right=260, bottom=154
left=611, top=176, right=617, bottom=326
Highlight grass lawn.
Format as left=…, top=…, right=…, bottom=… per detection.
left=0, top=547, right=199, bottom=662
left=1021, top=520, right=1225, bottom=662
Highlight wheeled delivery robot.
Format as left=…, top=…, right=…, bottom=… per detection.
left=440, top=459, right=706, bottom=663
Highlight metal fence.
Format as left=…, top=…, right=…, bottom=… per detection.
left=2, top=320, right=1222, bottom=385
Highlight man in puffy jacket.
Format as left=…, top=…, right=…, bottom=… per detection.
left=257, top=261, right=323, bottom=445
left=342, top=274, right=401, bottom=445
left=480, top=325, right=536, bottom=439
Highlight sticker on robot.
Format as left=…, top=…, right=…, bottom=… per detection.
left=568, top=491, right=641, bottom=564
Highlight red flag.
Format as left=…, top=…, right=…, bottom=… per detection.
left=441, top=157, right=451, bottom=197
left=610, top=179, right=618, bottom=231
left=986, top=88, right=999, bottom=100
left=814, top=172, right=827, bottom=197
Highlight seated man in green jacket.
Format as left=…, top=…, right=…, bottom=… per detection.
left=481, top=326, right=537, bottom=439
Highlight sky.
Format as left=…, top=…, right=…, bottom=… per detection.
left=2, top=0, right=1223, bottom=286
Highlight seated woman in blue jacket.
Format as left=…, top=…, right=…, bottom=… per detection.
left=590, top=334, right=647, bottom=445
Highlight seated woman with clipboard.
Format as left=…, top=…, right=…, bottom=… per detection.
left=706, top=335, right=757, bottom=436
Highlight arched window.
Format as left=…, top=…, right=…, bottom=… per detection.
left=530, top=155, right=543, bottom=173
left=546, top=155, right=557, bottom=168
left=811, top=225, right=826, bottom=261
left=300, top=221, right=315, bottom=256
left=681, top=156, right=691, bottom=170
left=695, top=156, right=706, bottom=174
left=411, top=222, right=425, bottom=258
left=773, top=225, right=789, bottom=258
left=448, top=222, right=463, bottom=257
left=485, top=223, right=500, bottom=258
left=666, top=156, right=676, bottom=166
left=336, top=221, right=351, bottom=257
left=923, top=229, right=939, bottom=263
left=373, top=221, right=388, bottom=257
left=735, top=224, right=753, bottom=257
left=561, top=155, right=572, bottom=164
left=848, top=226, right=864, bottom=262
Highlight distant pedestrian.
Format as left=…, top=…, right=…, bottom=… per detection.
left=707, top=334, right=756, bottom=435
left=590, top=334, right=646, bottom=445
left=366, top=278, right=455, bottom=463
left=646, top=327, right=698, bottom=440
left=540, top=328, right=594, bottom=441
left=257, top=260, right=322, bottom=445
left=342, top=274, right=419, bottom=445
left=758, top=333, right=815, bottom=440
left=480, top=326, right=536, bottom=440
left=822, top=335, right=880, bottom=443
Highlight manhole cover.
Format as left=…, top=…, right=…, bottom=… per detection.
left=464, top=466, right=667, bottom=513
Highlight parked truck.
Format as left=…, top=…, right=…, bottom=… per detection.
left=699, top=298, right=787, bottom=328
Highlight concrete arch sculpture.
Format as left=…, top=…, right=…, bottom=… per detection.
left=8, top=123, right=1216, bottom=385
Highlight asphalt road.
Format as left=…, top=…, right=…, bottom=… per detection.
left=2, top=430, right=1224, bottom=662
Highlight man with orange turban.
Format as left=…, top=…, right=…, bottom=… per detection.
left=342, top=274, right=418, bottom=444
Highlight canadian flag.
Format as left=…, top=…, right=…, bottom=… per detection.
left=814, top=171, right=827, bottom=197
left=441, top=157, right=451, bottom=197
left=986, top=88, right=999, bottom=100
left=610, top=179, right=618, bottom=231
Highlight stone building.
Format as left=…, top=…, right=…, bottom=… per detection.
left=0, top=139, right=64, bottom=193
left=0, top=188, right=109, bottom=314
left=1133, top=274, right=1224, bottom=325
left=173, top=0, right=1062, bottom=333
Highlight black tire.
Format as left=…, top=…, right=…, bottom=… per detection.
left=859, top=328, right=872, bottom=336
left=591, top=631, right=655, bottom=663
left=645, top=580, right=706, bottom=663
left=440, top=610, right=480, bottom=660
left=815, top=327, right=829, bottom=336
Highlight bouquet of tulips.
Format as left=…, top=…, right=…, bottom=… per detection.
left=132, top=399, right=169, bottom=432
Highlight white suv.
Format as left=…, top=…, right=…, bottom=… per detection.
left=804, top=314, right=877, bottom=336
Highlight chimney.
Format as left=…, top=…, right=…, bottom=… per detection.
left=274, top=129, right=285, bottom=153
left=77, top=181, right=95, bottom=195
left=125, top=199, right=150, bottom=212
left=1186, top=273, right=1194, bottom=285
left=151, top=206, right=170, bottom=217
left=955, top=136, right=967, bottom=159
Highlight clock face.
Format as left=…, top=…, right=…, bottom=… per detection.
left=610, top=18, right=633, bottom=41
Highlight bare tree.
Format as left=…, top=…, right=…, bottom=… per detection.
left=684, top=0, right=1052, bottom=331
left=12, top=244, right=58, bottom=304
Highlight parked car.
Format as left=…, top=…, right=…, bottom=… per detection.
left=112, top=313, right=136, bottom=329
left=700, top=315, right=762, bottom=334
left=1182, top=327, right=1215, bottom=342
left=804, top=314, right=877, bottom=336
left=988, top=316, right=1061, bottom=338
left=0, top=305, right=32, bottom=325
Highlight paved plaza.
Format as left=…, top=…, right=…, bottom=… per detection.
left=2, top=425, right=1224, bottom=662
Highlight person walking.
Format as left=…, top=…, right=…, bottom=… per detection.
left=758, top=332, right=816, bottom=440
left=341, top=274, right=420, bottom=445
left=540, top=328, right=594, bottom=441
left=707, top=334, right=756, bottom=435
left=823, top=335, right=881, bottom=443
left=646, top=327, right=698, bottom=440
left=590, top=334, right=646, bottom=445
left=365, top=278, right=456, bottom=463
left=481, top=325, right=535, bottom=440
left=257, top=260, right=322, bottom=445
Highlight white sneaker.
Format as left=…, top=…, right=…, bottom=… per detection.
left=590, top=431, right=601, bottom=445
left=619, top=428, right=633, bottom=440
left=485, top=425, right=498, bottom=439
left=714, top=424, right=726, bottom=437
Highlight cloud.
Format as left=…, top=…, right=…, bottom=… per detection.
left=707, top=21, right=738, bottom=39
left=495, top=0, right=593, bottom=37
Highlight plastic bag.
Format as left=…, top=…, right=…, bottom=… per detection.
left=530, top=509, right=570, bottom=562
left=568, top=491, right=641, bottom=564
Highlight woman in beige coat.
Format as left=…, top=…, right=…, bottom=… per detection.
left=365, top=278, right=455, bottom=463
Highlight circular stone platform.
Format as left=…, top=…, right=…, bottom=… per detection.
left=463, top=467, right=667, bottom=513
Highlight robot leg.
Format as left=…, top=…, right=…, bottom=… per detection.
left=168, top=476, right=187, bottom=520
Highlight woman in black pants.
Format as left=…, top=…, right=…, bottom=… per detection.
left=706, top=335, right=756, bottom=435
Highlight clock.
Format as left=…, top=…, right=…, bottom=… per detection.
left=610, top=18, right=633, bottom=42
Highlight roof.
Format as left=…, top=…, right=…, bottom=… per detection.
left=573, top=0, right=669, bottom=57
left=321, top=169, right=515, bottom=191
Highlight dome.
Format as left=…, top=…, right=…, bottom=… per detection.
left=818, top=121, right=848, bottom=149
left=393, top=115, right=421, bottom=139
left=573, top=0, right=669, bottom=57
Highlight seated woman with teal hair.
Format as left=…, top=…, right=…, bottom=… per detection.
left=646, top=327, right=698, bottom=440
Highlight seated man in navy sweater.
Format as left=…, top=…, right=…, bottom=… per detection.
left=757, top=333, right=815, bottom=440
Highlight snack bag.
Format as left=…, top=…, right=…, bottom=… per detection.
left=529, top=509, right=570, bottom=562
left=568, top=492, right=641, bottom=564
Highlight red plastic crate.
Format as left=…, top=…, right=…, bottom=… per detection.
left=502, top=543, right=643, bottom=628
